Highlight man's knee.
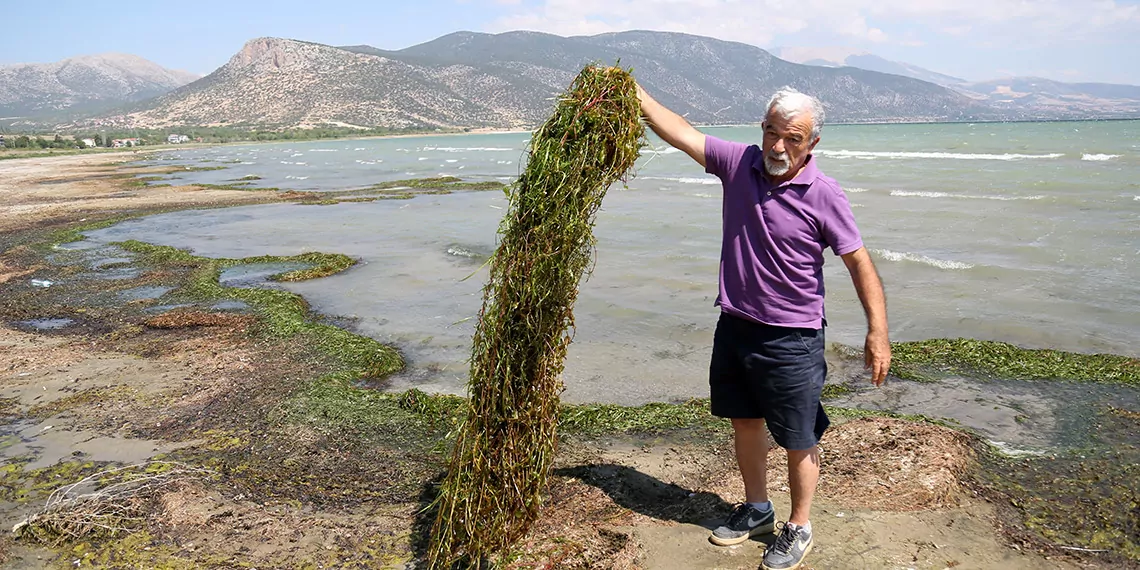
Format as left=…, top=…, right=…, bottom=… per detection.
left=731, top=418, right=767, bottom=434
left=786, top=446, right=820, bottom=466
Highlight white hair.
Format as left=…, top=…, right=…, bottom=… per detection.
left=766, top=87, right=825, bottom=140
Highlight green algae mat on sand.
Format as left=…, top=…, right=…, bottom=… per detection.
left=426, top=65, right=646, bottom=569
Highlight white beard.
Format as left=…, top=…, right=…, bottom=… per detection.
left=764, top=153, right=791, bottom=177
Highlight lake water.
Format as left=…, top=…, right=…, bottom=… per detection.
left=86, top=121, right=1140, bottom=406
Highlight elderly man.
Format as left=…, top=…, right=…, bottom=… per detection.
left=636, top=84, right=891, bottom=570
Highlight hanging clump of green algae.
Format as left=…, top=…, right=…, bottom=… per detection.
left=425, top=64, right=645, bottom=569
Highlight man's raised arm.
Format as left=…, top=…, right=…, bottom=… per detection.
left=637, top=84, right=707, bottom=168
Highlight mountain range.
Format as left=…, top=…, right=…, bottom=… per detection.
left=774, top=47, right=1140, bottom=118
left=7, top=31, right=1140, bottom=130
left=85, top=31, right=991, bottom=130
left=0, top=53, right=198, bottom=118
left=772, top=47, right=968, bottom=87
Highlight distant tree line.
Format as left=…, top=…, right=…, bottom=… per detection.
left=2, top=124, right=439, bottom=149
left=2, top=134, right=83, bottom=149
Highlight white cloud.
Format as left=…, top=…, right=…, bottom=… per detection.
left=836, top=15, right=889, bottom=43
left=484, top=0, right=1140, bottom=48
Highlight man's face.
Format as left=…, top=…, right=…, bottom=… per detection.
left=761, top=110, right=819, bottom=180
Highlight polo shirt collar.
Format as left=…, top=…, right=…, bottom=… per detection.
left=752, top=153, right=820, bottom=187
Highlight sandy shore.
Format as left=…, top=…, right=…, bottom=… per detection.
left=0, top=153, right=1107, bottom=568
left=0, top=152, right=286, bottom=234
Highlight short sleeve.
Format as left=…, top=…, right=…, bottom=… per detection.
left=820, top=187, right=864, bottom=256
left=704, top=135, right=749, bottom=179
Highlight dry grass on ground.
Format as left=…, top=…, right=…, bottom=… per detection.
left=144, top=310, right=256, bottom=330
left=781, top=417, right=973, bottom=511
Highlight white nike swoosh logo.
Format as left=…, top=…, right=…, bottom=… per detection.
left=747, top=517, right=769, bottom=527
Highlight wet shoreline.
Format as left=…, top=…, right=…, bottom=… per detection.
left=1, top=154, right=1137, bottom=567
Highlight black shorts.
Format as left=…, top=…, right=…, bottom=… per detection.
left=709, top=312, right=830, bottom=450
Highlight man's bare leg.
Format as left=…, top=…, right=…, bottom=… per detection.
left=710, top=418, right=776, bottom=546
left=786, top=446, right=820, bottom=525
left=731, top=418, right=770, bottom=503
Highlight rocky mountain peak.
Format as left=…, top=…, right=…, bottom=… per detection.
left=229, top=37, right=299, bottom=70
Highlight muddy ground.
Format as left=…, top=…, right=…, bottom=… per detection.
left=0, top=152, right=1125, bottom=569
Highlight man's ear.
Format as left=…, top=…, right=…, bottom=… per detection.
left=808, top=136, right=821, bottom=152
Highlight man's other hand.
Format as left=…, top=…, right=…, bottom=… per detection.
left=864, top=331, right=891, bottom=386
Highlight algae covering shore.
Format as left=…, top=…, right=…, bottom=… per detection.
left=1, top=152, right=1138, bottom=568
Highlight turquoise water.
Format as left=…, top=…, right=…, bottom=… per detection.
left=91, top=120, right=1139, bottom=407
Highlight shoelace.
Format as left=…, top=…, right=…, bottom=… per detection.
left=769, top=522, right=800, bottom=556
left=725, top=503, right=752, bottom=527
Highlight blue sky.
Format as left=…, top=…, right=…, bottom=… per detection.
left=3, top=0, right=1139, bottom=84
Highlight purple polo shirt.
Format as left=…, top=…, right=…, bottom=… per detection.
left=705, top=135, right=863, bottom=329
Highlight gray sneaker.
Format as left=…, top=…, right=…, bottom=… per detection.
left=709, top=503, right=776, bottom=546
left=761, top=522, right=813, bottom=570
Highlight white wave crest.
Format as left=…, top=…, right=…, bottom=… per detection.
left=423, top=146, right=514, bottom=152
left=285, top=175, right=309, bottom=180
left=309, top=149, right=338, bottom=152
left=873, top=249, right=974, bottom=270
left=890, top=190, right=1043, bottom=201
left=446, top=246, right=478, bottom=258
left=1081, top=153, right=1119, bottom=161
left=291, top=153, right=304, bottom=157
left=817, top=150, right=1064, bottom=161
left=646, top=147, right=682, bottom=155
left=445, top=159, right=458, bottom=163
left=989, top=440, right=1048, bottom=458
left=691, top=193, right=716, bottom=198
left=641, top=176, right=721, bottom=185
left=845, top=187, right=870, bottom=193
